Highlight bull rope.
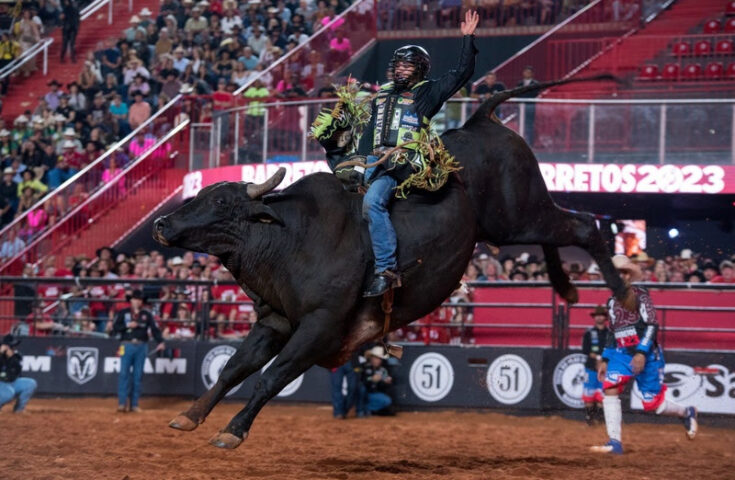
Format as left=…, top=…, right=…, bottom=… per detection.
left=333, top=139, right=435, bottom=170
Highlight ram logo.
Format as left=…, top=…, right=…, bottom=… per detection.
left=66, top=347, right=99, bottom=385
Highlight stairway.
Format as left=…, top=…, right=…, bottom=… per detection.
left=546, top=0, right=727, bottom=97
left=1, top=0, right=160, bottom=121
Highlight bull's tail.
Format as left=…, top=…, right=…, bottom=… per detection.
left=464, top=74, right=621, bottom=127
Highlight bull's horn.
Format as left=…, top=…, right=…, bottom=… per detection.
left=247, top=167, right=286, bottom=199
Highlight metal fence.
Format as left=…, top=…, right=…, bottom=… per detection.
left=1, top=278, right=733, bottom=351
left=188, top=96, right=735, bottom=169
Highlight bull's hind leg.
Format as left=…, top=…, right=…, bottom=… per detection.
left=169, top=315, right=291, bottom=432
left=515, top=207, right=627, bottom=302
left=209, top=311, right=341, bottom=449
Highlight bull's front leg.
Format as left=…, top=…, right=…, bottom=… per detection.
left=170, top=314, right=292, bottom=432
left=209, top=310, right=342, bottom=449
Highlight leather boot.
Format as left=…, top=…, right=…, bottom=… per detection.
left=363, top=270, right=399, bottom=297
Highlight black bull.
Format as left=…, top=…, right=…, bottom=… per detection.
left=153, top=77, right=628, bottom=449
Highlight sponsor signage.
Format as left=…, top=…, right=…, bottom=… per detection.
left=631, top=360, right=735, bottom=415
left=12, top=339, right=735, bottom=417
left=551, top=353, right=588, bottom=409
left=182, top=161, right=735, bottom=199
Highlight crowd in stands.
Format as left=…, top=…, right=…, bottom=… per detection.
left=6, top=243, right=734, bottom=344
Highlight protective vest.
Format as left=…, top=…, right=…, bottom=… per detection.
left=373, top=81, right=427, bottom=151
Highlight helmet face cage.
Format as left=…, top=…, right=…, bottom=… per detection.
left=390, top=45, right=430, bottom=87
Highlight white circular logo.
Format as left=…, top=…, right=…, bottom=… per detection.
left=262, top=357, right=304, bottom=397
left=409, top=352, right=455, bottom=402
left=486, top=354, right=533, bottom=405
left=552, top=353, right=588, bottom=408
left=201, top=345, right=243, bottom=396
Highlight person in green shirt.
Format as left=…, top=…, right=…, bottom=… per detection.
left=16, top=170, right=48, bottom=198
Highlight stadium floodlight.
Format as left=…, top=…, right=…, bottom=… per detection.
left=668, top=228, right=680, bottom=239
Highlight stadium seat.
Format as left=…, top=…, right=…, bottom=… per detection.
left=727, top=63, right=735, bottom=79
left=639, top=64, right=659, bottom=80
left=672, top=41, right=691, bottom=56
left=726, top=18, right=735, bottom=32
left=703, top=19, right=721, bottom=33
left=661, top=63, right=680, bottom=80
left=715, top=39, right=734, bottom=54
left=694, top=40, right=712, bottom=56
left=705, top=62, right=725, bottom=79
left=727, top=0, right=735, bottom=15
left=681, top=63, right=703, bottom=80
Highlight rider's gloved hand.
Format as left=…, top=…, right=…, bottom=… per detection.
left=335, top=166, right=364, bottom=192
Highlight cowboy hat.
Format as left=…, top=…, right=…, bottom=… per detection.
left=47, top=79, right=61, bottom=87
left=126, top=289, right=147, bottom=302
left=14, top=114, right=29, bottom=124
left=364, top=346, right=388, bottom=360
left=589, top=305, right=608, bottom=317
left=632, top=251, right=655, bottom=266
left=611, top=255, right=642, bottom=281
left=0, top=129, right=10, bottom=136
left=129, top=15, right=141, bottom=23
left=2, top=166, right=14, bottom=174
left=586, top=263, right=601, bottom=275
left=62, top=139, right=76, bottom=149
left=139, top=7, right=152, bottom=16
left=63, top=127, right=77, bottom=136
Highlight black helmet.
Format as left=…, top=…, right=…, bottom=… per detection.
left=390, top=45, right=430, bottom=88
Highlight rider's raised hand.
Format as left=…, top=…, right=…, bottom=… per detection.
left=461, top=9, right=480, bottom=36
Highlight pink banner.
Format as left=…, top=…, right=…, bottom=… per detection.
left=183, top=162, right=735, bottom=199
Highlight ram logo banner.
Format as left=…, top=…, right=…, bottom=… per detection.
left=103, top=357, right=187, bottom=375
left=631, top=363, right=735, bottom=414
left=66, top=347, right=99, bottom=385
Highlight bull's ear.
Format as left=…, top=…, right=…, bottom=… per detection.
left=246, top=203, right=284, bottom=226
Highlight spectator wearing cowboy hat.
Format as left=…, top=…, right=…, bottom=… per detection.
left=109, top=289, right=164, bottom=412
left=710, top=260, right=735, bottom=284
left=0, top=334, right=37, bottom=413
left=360, top=345, right=395, bottom=416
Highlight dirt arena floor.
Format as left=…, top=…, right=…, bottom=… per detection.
left=2, top=398, right=734, bottom=480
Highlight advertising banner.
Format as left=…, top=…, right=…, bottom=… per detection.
left=182, top=162, right=735, bottom=199
left=19, top=337, right=196, bottom=396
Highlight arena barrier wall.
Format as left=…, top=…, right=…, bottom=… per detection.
left=17, top=338, right=735, bottom=415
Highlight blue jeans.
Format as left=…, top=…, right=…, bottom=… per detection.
left=363, top=173, right=398, bottom=273
left=0, top=377, right=37, bottom=412
left=118, top=342, right=147, bottom=408
left=330, top=363, right=358, bottom=417
left=367, top=392, right=392, bottom=413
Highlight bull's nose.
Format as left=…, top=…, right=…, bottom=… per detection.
left=154, top=217, right=166, bottom=233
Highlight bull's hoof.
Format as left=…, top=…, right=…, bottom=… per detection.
left=169, top=413, right=200, bottom=431
left=621, top=287, right=637, bottom=312
left=561, top=285, right=579, bottom=304
left=209, top=431, right=247, bottom=449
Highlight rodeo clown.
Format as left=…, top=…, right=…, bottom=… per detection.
left=355, top=10, right=478, bottom=297
left=591, top=255, right=697, bottom=455
left=581, top=305, right=609, bottom=426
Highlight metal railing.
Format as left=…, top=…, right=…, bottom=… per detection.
left=1, top=279, right=733, bottom=350
left=0, top=0, right=130, bottom=81
left=0, top=95, right=185, bottom=269
left=233, top=0, right=376, bottom=96
left=488, top=0, right=648, bottom=90
left=190, top=96, right=735, bottom=169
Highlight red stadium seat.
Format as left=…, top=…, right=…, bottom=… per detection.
left=661, top=63, right=680, bottom=80
left=672, top=41, right=691, bottom=56
left=715, top=39, right=734, bottom=54
left=694, top=40, right=712, bottom=56
left=727, top=0, right=735, bottom=15
left=639, top=64, right=659, bottom=80
left=705, top=62, right=724, bottom=79
left=703, top=19, right=721, bottom=33
left=728, top=63, right=735, bottom=79
left=726, top=18, right=735, bottom=32
left=681, top=63, right=703, bottom=80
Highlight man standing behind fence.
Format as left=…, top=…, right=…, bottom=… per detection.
left=59, top=0, right=79, bottom=63
left=109, top=290, right=164, bottom=412
left=582, top=305, right=609, bottom=425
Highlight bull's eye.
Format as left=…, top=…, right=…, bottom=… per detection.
left=215, top=198, right=225, bottom=207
